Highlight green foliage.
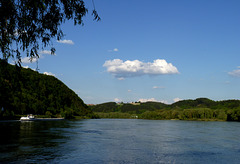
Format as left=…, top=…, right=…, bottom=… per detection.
left=90, top=101, right=167, bottom=114
left=61, top=107, right=74, bottom=119
left=0, top=59, right=93, bottom=119
left=45, top=111, right=53, bottom=118
left=214, top=110, right=227, bottom=120
left=226, top=109, right=240, bottom=121
left=169, top=98, right=216, bottom=109
left=92, top=98, right=240, bottom=121
left=138, top=108, right=226, bottom=121
left=89, top=102, right=118, bottom=113
left=0, top=0, right=100, bottom=63
left=95, top=112, right=133, bottom=119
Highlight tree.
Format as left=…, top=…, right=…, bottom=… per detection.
left=0, top=0, right=100, bottom=64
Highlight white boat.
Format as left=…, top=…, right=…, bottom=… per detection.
left=20, top=114, right=35, bottom=121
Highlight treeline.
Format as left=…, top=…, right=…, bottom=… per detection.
left=0, top=59, right=96, bottom=119
left=139, top=108, right=240, bottom=121
left=90, top=98, right=240, bottom=121
left=90, top=101, right=167, bottom=113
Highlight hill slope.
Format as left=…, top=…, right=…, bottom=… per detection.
left=90, top=101, right=167, bottom=113
left=0, top=59, right=94, bottom=119
left=90, top=98, right=240, bottom=121
left=91, top=98, right=240, bottom=113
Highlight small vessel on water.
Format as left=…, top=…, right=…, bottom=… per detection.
left=20, top=114, right=64, bottom=121
left=20, top=114, right=35, bottom=121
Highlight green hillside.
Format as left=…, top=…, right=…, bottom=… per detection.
left=90, top=101, right=167, bottom=113
left=90, top=98, right=240, bottom=121
left=0, top=59, right=96, bottom=119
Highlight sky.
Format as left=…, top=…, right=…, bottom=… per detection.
left=13, top=0, right=240, bottom=104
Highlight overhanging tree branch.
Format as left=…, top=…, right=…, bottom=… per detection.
left=0, top=0, right=100, bottom=64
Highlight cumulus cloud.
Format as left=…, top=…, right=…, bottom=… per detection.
left=138, top=98, right=182, bottom=104
left=40, top=50, right=53, bottom=55
left=153, top=86, right=165, bottom=89
left=138, top=98, right=168, bottom=104
left=21, top=50, right=54, bottom=65
left=103, top=59, right=179, bottom=79
left=173, top=97, right=182, bottom=102
left=160, top=100, right=169, bottom=104
left=22, top=65, right=29, bottom=69
left=108, top=48, right=119, bottom=52
left=228, top=66, right=240, bottom=77
left=138, top=98, right=158, bottom=102
left=21, top=57, right=38, bottom=64
left=13, top=29, right=27, bottom=36
left=43, top=72, right=56, bottom=76
left=114, top=98, right=122, bottom=102
left=57, top=39, right=74, bottom=45
left=118, top=77, right=125, bottom=80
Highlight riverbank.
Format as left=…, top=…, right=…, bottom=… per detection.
left=94, top=109, right=240, bottom=122
left=0, top=115, right=64, bottom=121
left=0, top=114, right=99, bottom=121
left=28, top=118, right=64, bottom=121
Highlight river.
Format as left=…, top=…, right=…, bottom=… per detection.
left=0, top=119, right=240, bottom=163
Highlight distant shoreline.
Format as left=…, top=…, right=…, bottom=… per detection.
left=31, top=118, right=64, bottom=121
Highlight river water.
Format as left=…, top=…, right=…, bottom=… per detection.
left=0, top=119, right=240, bottom=164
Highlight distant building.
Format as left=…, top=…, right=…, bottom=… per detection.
left=129, top=102, right=140, bottom=105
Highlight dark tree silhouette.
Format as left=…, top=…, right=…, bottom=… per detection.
left=0, top=0, right=100, bottom=64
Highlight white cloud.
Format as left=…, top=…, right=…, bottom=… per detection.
left=13, top=30, right=27, bottom=36
left=138, top=98, right=168, bottom=104
left=103, top=59, right=179, bottom=79
left=153, top=86, right=165, bottom=89
left=114, top=98, right=122, bottom=102
left=40, top=50, right=53, bottom=55
left=43, top=72, right=56, bottom=76
left=118, top=77, right=125, bottom=80
left=228, top=67, right=240, bottom=77
left=138, top=98, right=158, bottom=102
left=160, top=100, right=169, bottom=104
left=173, top=97, right=182, bottom=102
left=21, top=50, right=53, bottom=65
left=127, top=89, right=132, bottom=92
left=57, top=39, right=74, bottom=45
left=21, top=57, right=38, bottom=64
left=108, top=48, right=119, bottom=52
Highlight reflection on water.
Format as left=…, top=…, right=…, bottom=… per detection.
left=0, top=120, right=74, bottom=163
left=0, top=119, right=240, bottom=163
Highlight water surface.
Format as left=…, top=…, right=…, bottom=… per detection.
left=1, top=119, right=240, bottom=163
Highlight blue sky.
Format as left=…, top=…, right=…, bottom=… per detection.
left=16, top=0, right=240, bottom=104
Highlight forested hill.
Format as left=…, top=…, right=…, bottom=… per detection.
left=90, top=98, right=240, bottom=121
left=90, top=98, right=240, bottom=113
left=90, top=102, right=167, bottom=113
left=169, top=98, right=240, bottom=109
left=0, top=59, right=94, bottom=119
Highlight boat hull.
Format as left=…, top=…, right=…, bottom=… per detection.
left=20, top=117, right=35, bottom=121
left=20, top=114, right=35, bottom=121
left=20, top=117, right=64, bottom=121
